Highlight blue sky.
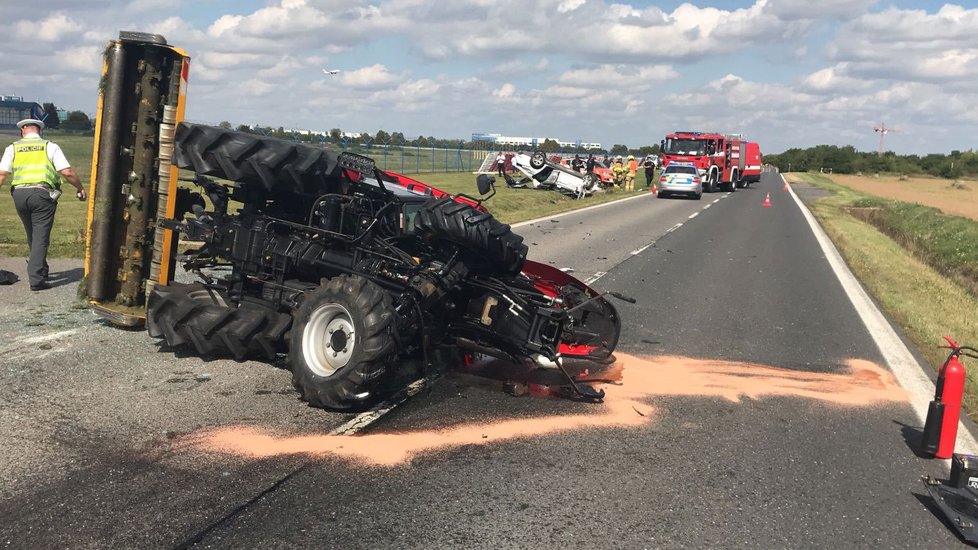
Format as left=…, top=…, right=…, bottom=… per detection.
left=2, top=0, right=976, bottom=155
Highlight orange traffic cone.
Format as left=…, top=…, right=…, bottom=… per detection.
left=762, top=193, right=772, bottom=207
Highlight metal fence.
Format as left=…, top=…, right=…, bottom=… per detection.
left=317, top=139, right=493, bottom=174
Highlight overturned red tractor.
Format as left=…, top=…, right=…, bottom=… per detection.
left=83, top=32, right=624, bottom=410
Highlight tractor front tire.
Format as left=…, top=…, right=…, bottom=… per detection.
left=147, top=283, right=291, bottom=360
left=415, top=197, right=528, bottom=275
left=289, top=275, right=397, bottom=410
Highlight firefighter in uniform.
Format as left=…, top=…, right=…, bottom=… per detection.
left=611, top=155, right=627, bottom=189
left=625, top=154, right=638, bottom=191
left=0, top=119, right=87, bottom=291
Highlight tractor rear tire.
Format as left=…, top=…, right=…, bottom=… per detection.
left=147, top=283, right=291, bottom=360
left=415, top=197, right=528, bottom=275
left=289, top=275, right=397, bottom=410
left=173, top=123, right=337, bottom=197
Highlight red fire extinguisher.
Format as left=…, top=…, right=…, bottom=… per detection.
left=921, top=337, right=977, bottom=459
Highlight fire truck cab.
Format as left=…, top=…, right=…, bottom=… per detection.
left=660, top=131, right=760, bottom=193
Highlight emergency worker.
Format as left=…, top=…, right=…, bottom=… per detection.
left=625, top=154, right=638, bottom=191
left=571, top=154, right=584, bottom=173
left=611, top=155, right=628, bottom=189
left=643, top=155, right=657, bottom=193
left=0, top=119, right=87, bottom=291
left=585, top=153, right=596, bottom=174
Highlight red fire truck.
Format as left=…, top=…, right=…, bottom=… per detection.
left=660, top=131, right=762, bottom=193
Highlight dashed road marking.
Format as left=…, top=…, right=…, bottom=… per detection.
left=688, top=212, right=699, bottom=219
left=630, top=244, right=653, bottom=255
left=330, top=377, right=436, bottom=436
left=585, top=271, right=607, bottom=285
left=666, top=223, right=683, bottom=233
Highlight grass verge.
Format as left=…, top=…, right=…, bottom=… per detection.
left=788, top=172, right=978, bottom=415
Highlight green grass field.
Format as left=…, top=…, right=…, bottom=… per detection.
left=0, top=133, right=655, bottom=258
left=0, top=133, right=94, bottom=258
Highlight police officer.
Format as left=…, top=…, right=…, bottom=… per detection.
left=642, top=155, right=657, bottom=192
left=0, top=119, right=87, bottom=291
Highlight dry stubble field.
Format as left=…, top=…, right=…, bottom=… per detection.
left=830, top=173, right=978, bottom=221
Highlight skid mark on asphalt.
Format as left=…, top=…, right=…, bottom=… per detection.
left=177, top=353, right=906, bottom=466
left=0, top=328, right=80, bottom=361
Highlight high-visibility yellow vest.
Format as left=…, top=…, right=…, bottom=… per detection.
left=10, top=138, right=60, bottom=189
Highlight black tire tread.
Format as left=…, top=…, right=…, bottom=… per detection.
left=415, top=197, right=527, bottom=275
left=288, top=275, right=397, bottom=410
left=172, top=123, right=341, bottom=198
left=147, top=283, right=290, bottom=361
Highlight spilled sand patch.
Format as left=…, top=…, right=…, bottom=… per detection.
left=176, top=353, right=906, bottom=466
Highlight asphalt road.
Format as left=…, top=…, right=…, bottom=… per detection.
left=0, top=174, right=968, bottom=548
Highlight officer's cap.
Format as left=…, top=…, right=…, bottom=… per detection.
left=17, top=119, right=45, bottom=130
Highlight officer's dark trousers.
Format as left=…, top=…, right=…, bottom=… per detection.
left=12, top=187, right=56, bottom=287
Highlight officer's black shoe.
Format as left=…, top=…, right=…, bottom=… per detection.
left=30, top=281, right=51, bottom=291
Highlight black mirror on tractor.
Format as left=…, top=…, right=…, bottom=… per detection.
left=476, top=174, right=495, bottom=196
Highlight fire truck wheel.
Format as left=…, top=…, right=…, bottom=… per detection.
left=530, top=151, right=547, bottom=169
left=147, top=283, right=291, bottom=361
left=289, top=275, right=397, bottom=410
left=415, top=197, right=528, bottom=275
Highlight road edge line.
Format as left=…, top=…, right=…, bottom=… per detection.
left=513, top=192, right=651, bottom=228
left=782, top=173, right=977, bottom=454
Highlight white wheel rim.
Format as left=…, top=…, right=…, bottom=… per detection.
left=302, top=303, right=355, bottom=377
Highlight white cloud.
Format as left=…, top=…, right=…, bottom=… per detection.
left=557, top=64, right=678, bottom=88
left=16, top=13, right=80, bottom=42
left=339, top=65, right=405, bottom=89
left=0, top=1, right=975, bottom=154
left=493, top=83, right=516, bottom=98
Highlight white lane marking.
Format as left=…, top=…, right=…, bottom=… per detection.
left=666, top=223, right=683, bottom=233
left=513, top=193, right=651, bottom=228
left=703, top=204, right=712, bottom=209
left=630, top=244, right=653, bottom=255
left=782, top=174, right=978, bottom=455
left=330, top=376, right=436, bottom=436
left=688, top=212, right=699, bottom=219
left=585, top=271, right=607, bottom=285
left=712, top=198, right=721, bottom=204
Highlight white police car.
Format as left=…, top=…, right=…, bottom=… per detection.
left=657, top=161, right=702, bottom=200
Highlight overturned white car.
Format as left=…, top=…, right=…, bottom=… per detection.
left=505, top=152, right=599, bottom=199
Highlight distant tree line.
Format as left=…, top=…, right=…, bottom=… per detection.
left=220, top=121, right=661, bottom=156
left=766, top=145, right=978, bottom=179
left=40, top=102, right=93, bottom=132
